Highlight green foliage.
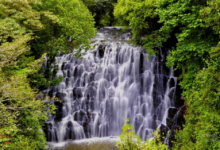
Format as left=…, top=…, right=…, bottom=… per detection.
left=0, top=0, right=60, bottom=90
left=38, top=0, right=96, bottom=49
left=114, top=0, right=160, bottom=55
left=174, top=50, right=220, bottom=150
left=0, top=0, right=95, bottom=148
left=171, top=1, right=220, bottom=149
left=28, top=0, right=96, bottom=90
left=117, top=118, right=168, bottom=150
left=157, top=0, right=219, bottom=90
left=114, top=0, right=159, bottom=38
left=0, top=34, right=51, bottom=149
left=0, top=0, right=45, bottom=45
left=200, top=0, right=220, bottom=33
left=0, top=0, right=96, bottom=91
left=114, top=0, right=220, bottom=149
left=100, top=12, right=111, bottom=26
left=83, top=0, right=117, bottom=27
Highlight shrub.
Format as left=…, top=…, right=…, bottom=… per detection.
left=117, top=118, right=168, bottom=150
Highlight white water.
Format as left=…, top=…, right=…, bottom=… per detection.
left=44, top=27, right=177, bottom=144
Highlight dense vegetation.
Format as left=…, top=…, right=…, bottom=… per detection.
left=114, top=0, right=220, bottom=149
left=1, top=0, right=220, bottom=149
left=82, top=0, right=117, bottom=27
left=0, top=0, right=95, bottom=149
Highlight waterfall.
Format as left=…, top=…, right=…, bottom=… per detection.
left=44, top=27, right=177, bottom=142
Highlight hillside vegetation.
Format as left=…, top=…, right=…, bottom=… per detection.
left=114, top=0, right=220, bottom=149
left=0, top=0, right=95, bottom=149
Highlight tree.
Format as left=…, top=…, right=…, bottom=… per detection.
left=0, top=34, right=55, bottom=149
left=0, top=0, right=61, bottom=90
left=28, top=0, right=97, bottom=90
left=114, top=0, right=159, bottom=38
left=158, top=0, right=219, bottom=90
left=117, top=119, right=168, bottom=150
left=114, top=0, right=160, bottom=55
left=83, top=0, right=118, bottom=27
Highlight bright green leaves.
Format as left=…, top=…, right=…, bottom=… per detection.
left=114, top=0, right=160, bottom=56
left=158, top=0, right=219, bottom=90
left=200, top=0, right=220, bottom=33
left=116, top=118, right=144, bottom=150
left=26, top=0, right=96, bottom=90
left=0, top=34, right=32, bottom=68
left=117, top=118, right=168, bottom=150
left=0, top=0, right=80, bottom=149
left=40, top=0, right=96, bottom=48
left=0, top=18, right=26, bottom=43
left=0, top=0, right=45, bottom=45
left=114, top=0, right=159, bottom=39
left=168, top=1, right=220, bottom=147
left=114, top=0, right=220, bottom=149
left=174, top=55, right=220, bottom=150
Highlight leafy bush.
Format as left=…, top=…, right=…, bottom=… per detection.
left=117, top=118, right=168, bottom=150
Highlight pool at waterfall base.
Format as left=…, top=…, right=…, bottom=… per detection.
left=47, top=137, right=119, bottom=150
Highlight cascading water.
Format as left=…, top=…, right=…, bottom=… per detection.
left=44, top=27, right=178, bottom=143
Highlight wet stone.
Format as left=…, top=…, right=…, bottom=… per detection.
left=154, top=95, right=163, bottom=108
left=47, top=89, right=53, bottom=98
left=169, top=77, right=176, bottom=88
left=36, top=92, right=46, bottom=100
left=73, top=87, right=83, bottom=99
left=73, top=66, right=78, bottom=77
left=88, top=73, right=95, bottom=83
left=98, top=45, right=105, bottom=58
left=166, top=118, right=173, bottom=129
left=176, top=106, right=186, bottom=129
left=67, top=70, right=72, bottom=77
left=168, top=88, right=176, bottom=101
left=54, top=112, right=63, bottom=122
left=55, top=91, right=66, bottom=100
left=61, top=62, right=67, bottom=70
left=159, top=124, right=169, bottom=139
left=67, top=121, right=73, bottom=128
left=85, top=86, right=96, bottom=98
left=64, top=63, right=71, bottom=70
left=134, top=115, right=144, bottom=132
left=168, top=108, right=178, bottom=119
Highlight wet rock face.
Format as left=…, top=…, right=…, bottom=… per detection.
left=159, top=124, right=169, bottom=141
left=36, top=92, right=46, bottom=100
left=44, top=122, right=58, bottom=142
left=165, top=105, right=186, bottom=148
left=168, top=108, right=178, bottom=119
left=72, top=88, right=82, bottom=99
left=44, top=27, right=182, bottom=144
left=54, top=101, right=64, bottom=122
left=174, top=84, right=184, bottom=108
left=98, top=45, right=105, bottom=58
left=176, top=106, right=186, bottom=129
